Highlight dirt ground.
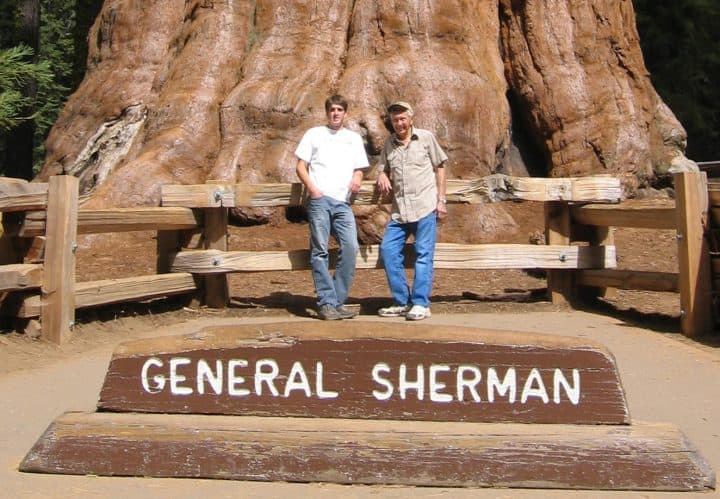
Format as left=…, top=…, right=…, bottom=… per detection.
left=0, top=198, right=697, bottom=374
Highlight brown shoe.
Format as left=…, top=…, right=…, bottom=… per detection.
left=317, top=304, right=342, bottom=320
left=336, top=305, right=357, bottom=319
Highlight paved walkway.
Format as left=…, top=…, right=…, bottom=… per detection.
left=2, top=311, right=719, bottom=498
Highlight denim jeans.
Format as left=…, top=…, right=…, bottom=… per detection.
left=380, top=211, right=437, bottom=307
left=306, top=195, right=359, bottom=307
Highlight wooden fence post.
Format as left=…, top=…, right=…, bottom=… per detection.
left=576, top=223, right=617, bottom=300
left=41, top=175, right=78, bottom=344
left=156, top=230, right=182, bottom=275
left=203, top=207, right=228, bottom=308
left=588, top=225, right=616, bottom=297
left=674, top=171, right=713, bottom=337
left=544, top=201, right=573, bottom=304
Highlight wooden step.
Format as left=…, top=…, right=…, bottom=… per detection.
left=20, top=412, right=714, bottom=491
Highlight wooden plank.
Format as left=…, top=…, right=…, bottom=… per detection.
left=170, top=243, right=616, bottom=273
left=488, top=175, right=622, bottom=202
left=14, top=273, right=197, bottom=317
left=545, top=201, right=573, bottom=304
left=203, top=208, right=229, bottom=308
left=41, top=176, right=78, bottom=344
left=708, top=189, right=720, bottom=207
left=23, top=236, right=45, bottom=263
left=156, top=230, right=182, bottom=274
left=162, top=175, right=622, bottom=208
left=430, top=243, right=615, bottom=269
left=576, top=269, right=679, bottom=292
left=0, top=179, right=48, bottom=211
left=98, top=321, right=629, bottom=424
left=18, top=207, right=201, bottom=237
left=571, top=202, right=677, bottom=229
left=15, top=211, right=45, bottom=237
left=21, top=412, right=714, bottom=490
left=674, top=172, right=713, bottom=337
left=235, top=182, right=311, bottom=207
left=0, top=263, right=42, bottom=291
left=161, top=184, right=235, bottom=208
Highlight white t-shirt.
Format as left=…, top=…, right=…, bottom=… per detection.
left=294, top=125, right=369, bottom=202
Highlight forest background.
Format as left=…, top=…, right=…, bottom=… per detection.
left=0, top=0, right=718, bottom=181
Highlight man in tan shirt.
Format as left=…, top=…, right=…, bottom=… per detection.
left=375, top=101, right=448, bottom=320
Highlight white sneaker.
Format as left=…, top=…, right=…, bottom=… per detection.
left=378, top=304, right=410, bottom=317
left=406, top=305, right=431, bottom=321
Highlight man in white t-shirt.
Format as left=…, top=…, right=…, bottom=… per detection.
left=295, top=95, right=370, bottom=320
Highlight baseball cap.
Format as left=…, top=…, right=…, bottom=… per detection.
left=388, top=101, right=413, bottom=114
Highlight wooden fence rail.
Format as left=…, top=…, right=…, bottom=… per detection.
left=0, top=172, right=713, bottom=342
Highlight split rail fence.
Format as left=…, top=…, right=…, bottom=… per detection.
left=0, top=172, right=713, bottom=344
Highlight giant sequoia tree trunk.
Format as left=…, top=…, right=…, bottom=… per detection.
left=37, top=0, right=693, bottom=238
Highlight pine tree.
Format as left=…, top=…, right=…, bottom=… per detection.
left=0, top=44, right=53, bottom=132
left=634, top=0, right=720, bottom=161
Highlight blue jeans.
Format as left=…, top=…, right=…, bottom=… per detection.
left=380, top=211, right=437, bottom=307
left=306, top=196, right=359, bottom=307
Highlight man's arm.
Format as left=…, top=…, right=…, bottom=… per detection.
left=376, top=169, right=392, bottom=195
left=296, top=159, right=323, bottom=199
left=349, top=169, right=364, bottom=193
left=375, top=144, right=392, bottom=195
left=435, top=162, right=447, bottom=219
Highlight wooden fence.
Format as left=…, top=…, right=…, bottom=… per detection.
left=0, top=172, right=713, bottom=343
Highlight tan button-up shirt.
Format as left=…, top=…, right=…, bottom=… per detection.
left=378, top=127, right=448, bottom=223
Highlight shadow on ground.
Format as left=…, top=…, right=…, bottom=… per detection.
left=14, top=289, right=715, bottom=348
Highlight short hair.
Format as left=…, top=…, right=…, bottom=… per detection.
left=325, top=94, right=348, bottom=113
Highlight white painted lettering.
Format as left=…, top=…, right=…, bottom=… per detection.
left=139, top=355, right=581, bottom=410
left=284, top=361, right=312, bottom=397
left=487, top=367, right=516, bottom=403
left=553, top=368, right=580, bottom=405
left=254, top=359, right=280, bottom=396
left=141, top=357, right=165, bottom=394
left=372, top=363, right=393, bottom=400
left=227, top=359, right=250, bottom=396
left=457, top=365, right=482, bottom=402
left=429, top=364, right=452, bottom=402
left=197, top=359, right=223, bottom=395
left=315, top=362, right=338, bottom=399
left=521, top=368, right=549, bottom=403
left=169, top=357, right=193, bottom=395
left=399, top=364, right=425, bottom=400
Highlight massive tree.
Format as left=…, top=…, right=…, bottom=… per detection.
left=36, top=0, right=694, bottom=237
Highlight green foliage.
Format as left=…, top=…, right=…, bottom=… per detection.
left=0, top=0, right=97, bottom=174
left=0, top=44, right=53, bottom=132
left=32, top=0, right=75, bottom=162
left=634, top=0, right=720, bottom=161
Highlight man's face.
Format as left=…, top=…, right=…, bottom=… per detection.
left=390, top=111, right=413, bottom=139
left=326, top=104, right=346, bottom=130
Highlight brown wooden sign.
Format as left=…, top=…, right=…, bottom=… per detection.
left=20, top=412, right=715, bottom=491
left=98, top=321, right=629, bottom=424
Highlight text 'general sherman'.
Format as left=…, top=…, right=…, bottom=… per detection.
left=140, top=357, right=581, bottom=405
